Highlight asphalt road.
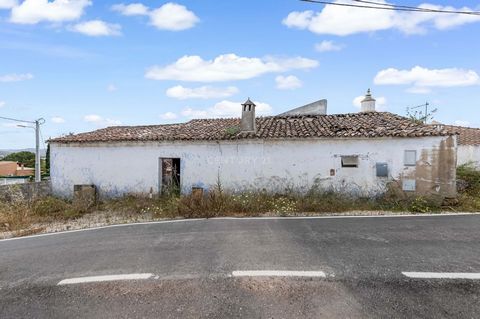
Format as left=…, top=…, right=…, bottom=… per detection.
left=1, top=214, right=480, bottom=318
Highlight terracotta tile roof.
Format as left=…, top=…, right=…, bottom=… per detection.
left=49, top=112, right=454, bottom=144
left=442, top=125, right=480, bottom=146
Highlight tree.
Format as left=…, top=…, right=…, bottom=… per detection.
left=2, top=151, right=35, bottom=168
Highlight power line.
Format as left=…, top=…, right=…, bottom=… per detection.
left=0, top=115, right=35, bottom=124
left=353, top=0, right=480, bottom=15
left=299, top=0, right=480, bottom=15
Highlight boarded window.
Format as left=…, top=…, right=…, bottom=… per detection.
left=341, top=156, right=359, bottom=168
left=404, top=150, right=417, bottom=166
left=376, top=162, right=388, bottom=177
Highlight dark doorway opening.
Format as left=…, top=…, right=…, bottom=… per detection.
left=160, top=158, right=181, bottom=195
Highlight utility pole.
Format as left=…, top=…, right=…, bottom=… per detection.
left=35, top=119, right=41, bottom=182
left=0, top=116, right=45, bottom=182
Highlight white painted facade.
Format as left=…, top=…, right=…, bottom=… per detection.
left=457, top=145, right=480, bottom=167
left=50, top=135, right=456, bottom=199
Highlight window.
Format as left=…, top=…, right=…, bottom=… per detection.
left=404, top=150, right=417, bottom=166
left=341, top=155, right=358, bottom=168
left=376, top=163, right=388, bottom=177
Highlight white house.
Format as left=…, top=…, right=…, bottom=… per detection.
left=49, top=91, right=457, bottom=199
left=443, top=125, right=480, bottom=168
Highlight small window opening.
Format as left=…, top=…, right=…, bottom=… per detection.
left=341, top=155, right=359, bottom=168
left=404, top=150, right=417, bottom=166
left=243, top=106, right=246, bottom=112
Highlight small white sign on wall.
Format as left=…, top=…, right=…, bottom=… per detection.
left=402, top=179, right=416, bottom=192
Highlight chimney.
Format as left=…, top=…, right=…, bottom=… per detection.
left=360, top=89, right=376, bottom=112
left=241, top=98, right=256, bottom=132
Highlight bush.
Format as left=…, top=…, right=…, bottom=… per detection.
left=33, top=197, right=68, bottom=216
left=457, top=163, right=480, bottom=196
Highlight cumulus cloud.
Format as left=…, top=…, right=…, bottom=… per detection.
left=283, top=1, right=480, bottom=36
left=111, top=3, right=149, bottom=16
left=166, top=85, right=238, bottom=100
left=181, top=100, right=273, bottom=119
left=374, top=66, right=480, bottom=93
left=315, top=40, right=344, bottom=52
left=112, top=2, right=198, bottom=31
left=0, top=73, right=33, bottom=82
left=353, top=95, right=387, bottom=111
left=70, top=20, right=121, bottom=36
left=159, top=112, right=178, bottom=120
left=146, top=54, right=318, bottom=82
left=10, top=0, right=91, bottom=24
left=84, top=114, right=121, bottom=127
left=0, top=0, right=17, bottom=9
left=275, top=75, right=302, bottom=90
left=51, top=116, right=65, bottom=124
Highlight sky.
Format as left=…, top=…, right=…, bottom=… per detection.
left=1, top=0, right=480, bottom=149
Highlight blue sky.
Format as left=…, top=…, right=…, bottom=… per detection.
left=1, top=0, right=480, bottom=149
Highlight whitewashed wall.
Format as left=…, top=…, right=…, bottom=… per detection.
left=50, top=136, right=454, bottom=198
left=457, top=145, right=480, bottom=167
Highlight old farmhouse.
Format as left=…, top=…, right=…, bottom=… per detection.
left=49, top=91, right=457, bottom=200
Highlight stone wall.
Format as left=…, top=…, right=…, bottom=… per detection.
left=0, top=181, right=51, bottom=202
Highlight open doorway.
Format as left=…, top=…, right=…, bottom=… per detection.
left=159, top=158, right=181, bottom=195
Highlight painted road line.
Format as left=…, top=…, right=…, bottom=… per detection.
left=57, top=273, right=154, bottom=285
left=402, top=272, right=480, bottom=280
left=231, top=270, right=327, bottom=278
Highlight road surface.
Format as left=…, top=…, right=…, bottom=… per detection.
left=1, top=214, right=480, bottom=318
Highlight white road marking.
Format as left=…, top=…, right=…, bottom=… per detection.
left=231, top=270, right=327, bottom=278
left=57, top=273, right=154, bottom=285
left=402, top=272, right=480, bottom=280
left=2, top=213, right=479, bottom=242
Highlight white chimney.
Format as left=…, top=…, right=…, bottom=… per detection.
left=361, top=89, right=376, bottom=112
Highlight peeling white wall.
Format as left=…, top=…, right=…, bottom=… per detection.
left=457, top=145, right=480, bottom=167
left=50, top=136, right=453, bottom=198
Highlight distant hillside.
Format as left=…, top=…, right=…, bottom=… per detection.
left=0, top=148, right=46, bottom=159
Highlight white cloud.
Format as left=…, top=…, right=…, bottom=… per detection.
left=282, top=1, right=480, bottom=36
left=374, top=66, right=480, bottom=93
left=0, top=73, right=33, bottom=82
left=0, top=101, right=5, bottom=108
left=353, top=95, right=387, bottom=111
left=166, top=85, right=238, bottom=100
left=181, top=100, right=273, bottom=119
left=315, top=40, right=343, bottom=52
left=146, top=54, right=318, bottom=82
left=150, top=2, right=199, bottom=30
left=275, top=75, right=302, bottom=90
left=84, top=114, right=121, bottom=127
left=107, top=84, right=118, bottom=92
left=70, top=20, right=121, bottom=36
left=112, top=2, right=198, bottom=31
left=159, top=112, right=178, bottom=120
left=0, top=0, right=17, bottom=9
left=10, top=0, right=91, bottom=24
left=454, top=120, right=471, bottom=127
left=51, top=116, right=65, bottom=124
left=111, top=3, right=149, bottom=16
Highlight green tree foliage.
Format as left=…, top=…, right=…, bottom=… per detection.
left=2, top=151, right=35, bottom=168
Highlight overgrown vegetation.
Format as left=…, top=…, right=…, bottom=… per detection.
left=2, top=164, right=480, bottom=237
